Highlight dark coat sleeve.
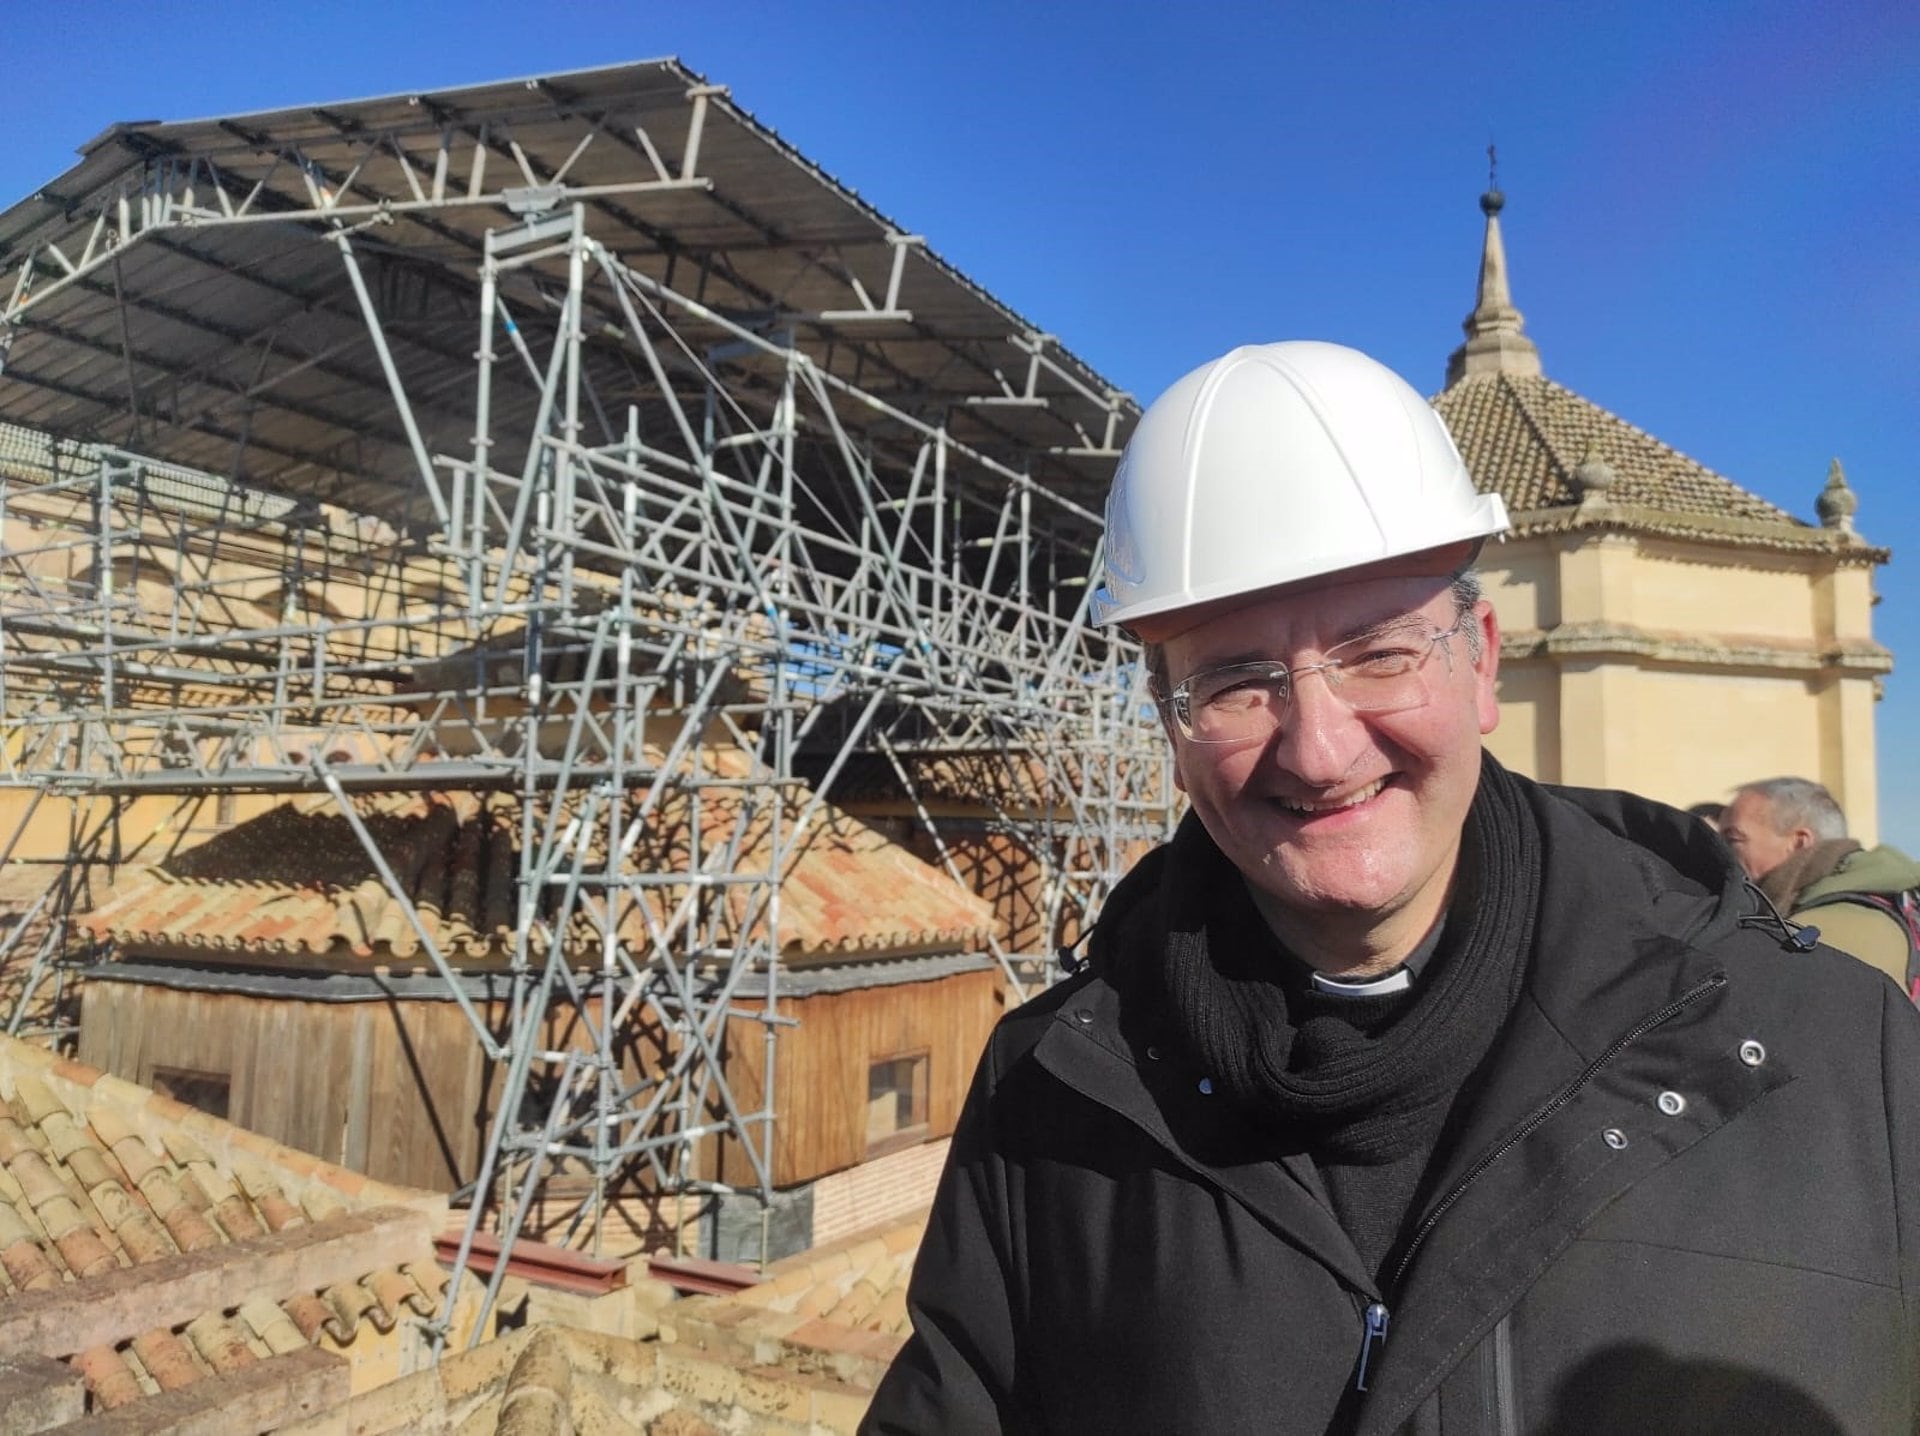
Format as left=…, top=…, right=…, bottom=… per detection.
left=1882, top=981, right=1920, bottom=1412
left=862, top=1035, right=1025, bottom=1434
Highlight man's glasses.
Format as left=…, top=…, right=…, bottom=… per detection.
left=1157, top=610, right=1470, bottom=745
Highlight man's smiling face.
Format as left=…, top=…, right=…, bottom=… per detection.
left=1155, top=573, right=1501, bottom=936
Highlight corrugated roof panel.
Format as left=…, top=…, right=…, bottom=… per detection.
left=0, top=59, right=1133, bottom=523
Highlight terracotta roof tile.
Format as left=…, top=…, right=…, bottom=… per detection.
left=0, top=869, right=67, bottom=1033
left=82, top=754, right=1000, bottom=971
left=71, top=1345, right=144, bottom=1407
left=703, top=1212, right=925, bottom=1352
left=1434, top=372, right=1864, bottom=555
left=133, top=1328, right=202, bottom=1392
left=184, top=1309, right=261, bottom=1373
left=239, top=1296, right=309, bottom=1356
left=0, top=1034, right=447, bottom=1416
left=809, top=748, right=1150, bottom=813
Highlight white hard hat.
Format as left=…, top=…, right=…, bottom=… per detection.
left=1091, top=341, right=1508, bottom=629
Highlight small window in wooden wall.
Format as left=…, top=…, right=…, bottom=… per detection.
left=866, top=1051, right=929, bottom=1156
left=151, top=1065, right=232, bottom=1121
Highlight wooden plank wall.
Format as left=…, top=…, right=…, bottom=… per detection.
left=77, top=984, right=487, bottom=1191
left=77, top=967, right=1005, bottom=1196
left=719, top=969, right=1004, bottom=1188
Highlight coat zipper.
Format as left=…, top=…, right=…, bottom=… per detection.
left=1355, top=1301, right=1390, bottom=1392
left=1491, top=1313, right=1519, bottom=1434
left=1387, top=973, right=1724, bottom=1295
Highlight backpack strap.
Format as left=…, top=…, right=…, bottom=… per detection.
left=1797, top=890, right=1920, bottom=1001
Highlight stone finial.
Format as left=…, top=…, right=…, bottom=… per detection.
left=1816, top=457, right=1858, bottom=533
left=1444, top=177, right=1542, bottom=388
left=1571, top=446, right=1617, bottom=505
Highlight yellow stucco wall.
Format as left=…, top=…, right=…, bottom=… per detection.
left=1485, top=661, right=1559, bottom=785
left=1565, top=667, right=1816, bottom=806
left=1608, top=541, right=1817, bottom=642
left=1484, top=531, right=1884, bottom=844
left=0, top=789, right=285, bottom=864
left=1477, top=544, right=1559, bottom=633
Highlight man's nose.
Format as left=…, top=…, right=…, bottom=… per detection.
left=1266, top=671, right=1368, bottom=786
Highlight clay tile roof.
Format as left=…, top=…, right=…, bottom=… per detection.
left=81, top=753, right=1000, bottom=973
left=653, top=1208, right=927, bottom=1394
left=0, top=1034, right=446, bottom=1414
left=816, top=750, right=1053, bottom=811
left=1434, top=372, right=1879, bottom=557
left=808, top=747, right=1150, bottom=815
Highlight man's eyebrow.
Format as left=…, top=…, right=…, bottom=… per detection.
left=1181, top=613, right=1436, bottom=674
left=1333, top=611, right=1434, bottom=646
left=1176, top=650, right=1283, bottom=678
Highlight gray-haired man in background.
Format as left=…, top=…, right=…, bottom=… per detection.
left=1722, top=776, right=1920, bottom=995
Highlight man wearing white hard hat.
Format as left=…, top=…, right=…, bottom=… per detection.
left=865, top=343, right=1920, bottom=1434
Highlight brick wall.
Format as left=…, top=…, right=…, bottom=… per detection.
left=809, top=1137, right=948, bottom=1247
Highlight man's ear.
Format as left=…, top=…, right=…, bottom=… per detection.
left=1789, top=826, right=1818, bottom=855
left=1159, top=711, right=1189, bottom=794
left=1474, top=599, right=1501, bottom=736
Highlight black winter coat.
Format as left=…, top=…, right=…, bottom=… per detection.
left=865, top=777, right=1920, bottom=1434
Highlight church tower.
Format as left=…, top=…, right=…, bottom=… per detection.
left=1430, top=182, right=1890, bottom=835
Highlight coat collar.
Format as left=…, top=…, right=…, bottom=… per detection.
left=1032, top=971, right=1379, bottom=1297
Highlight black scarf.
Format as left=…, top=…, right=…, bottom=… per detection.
left=1106, top=754, right=1542, bottom=1279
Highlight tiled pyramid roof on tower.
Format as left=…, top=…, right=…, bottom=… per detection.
left=1437, top=370, right=1799, bottom=524
left=1433, top=185, right=1882, bottom=559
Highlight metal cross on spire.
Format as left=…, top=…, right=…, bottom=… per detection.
left=1481, top=141, right=1505, bottom=216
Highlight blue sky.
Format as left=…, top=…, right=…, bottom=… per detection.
left=11, top=1, right=1920, bottom=842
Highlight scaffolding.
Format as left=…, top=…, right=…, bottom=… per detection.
left=0, top=60, right=1172, bottom=1339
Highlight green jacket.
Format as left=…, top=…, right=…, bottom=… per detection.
left=1794, top=844, right=1920, bottom=991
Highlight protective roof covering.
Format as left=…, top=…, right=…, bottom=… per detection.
left=0, top=60, right=1135, bottom=525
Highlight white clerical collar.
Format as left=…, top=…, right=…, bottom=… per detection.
left=1242, top=875, right=1446, bottom=1000
left=1309, top=966, right=1414, bottom=997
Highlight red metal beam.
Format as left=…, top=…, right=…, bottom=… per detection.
left=434, top=1231, right=628, bottom=1298
left=435, top=1231, right=765, bottom=1297
left=644, top=1253, right=764, bottom=1296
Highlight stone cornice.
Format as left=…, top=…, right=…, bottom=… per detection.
left=1508, top=502, right=1889, bottom=564
left=1501, top=623, right=1893, bottom=675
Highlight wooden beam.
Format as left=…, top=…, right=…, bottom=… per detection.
left=0, top=1205, right=432, bottom=1361
left=40, top=1346, right=348, bottom=1435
